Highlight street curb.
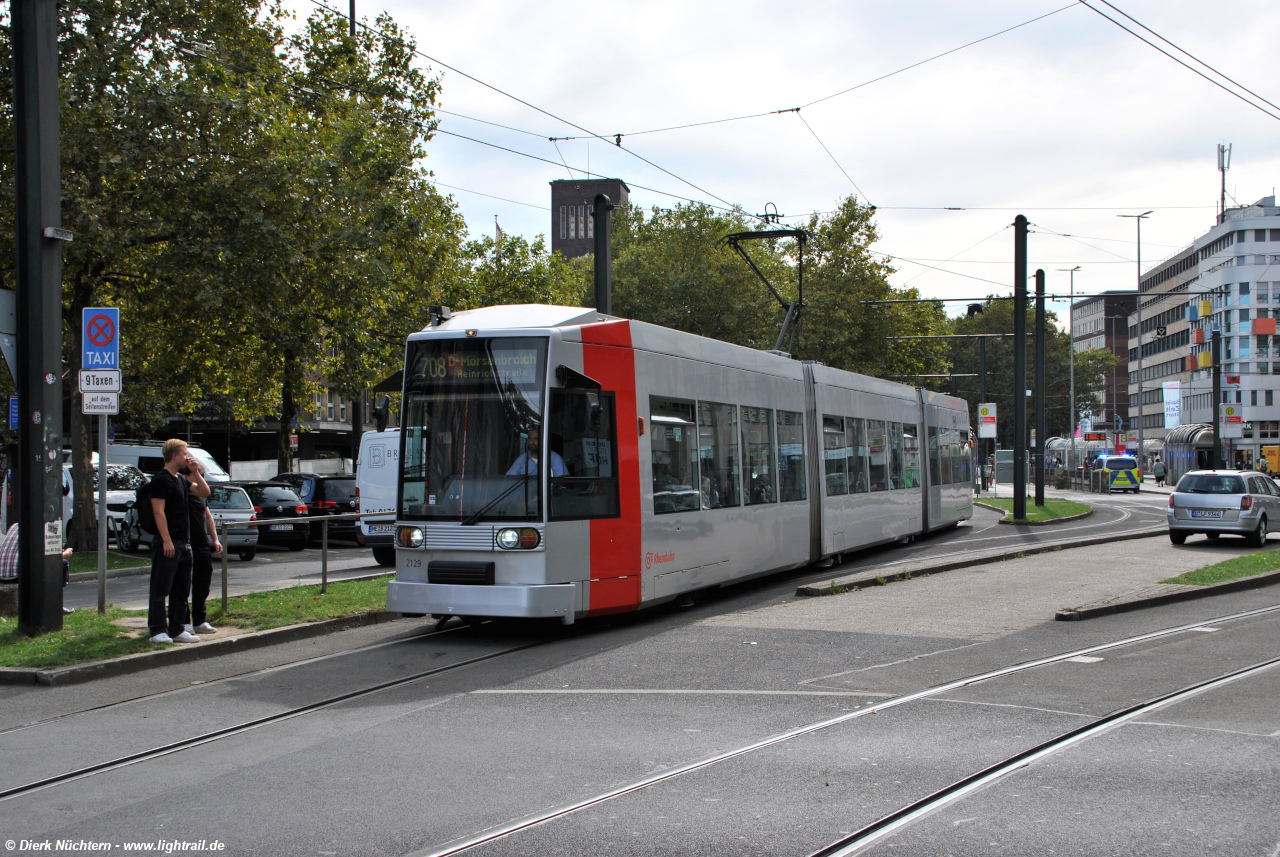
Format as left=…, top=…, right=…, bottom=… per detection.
left=796, top=528, right=1166, bottom=597
left=69, top=565, right=151, bottom=583
left=972, top=500, right=1095, bottom=527
left=0, top=610, right=406, bottom=688
left=1055, top=568, right=1280, bottom=621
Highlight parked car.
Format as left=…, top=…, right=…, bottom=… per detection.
left=227, top=481, right=309, bottom=551
left=118, top=484, right=259, bottom=560
left=271, top=473, right=359, bottom=541
left=1167, top=469, right=1280, bottom=546
left=356, top=429, right=399, bottom=567
left=91, top=464, right=148, bottom=541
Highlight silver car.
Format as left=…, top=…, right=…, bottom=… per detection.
left=1167, top=470, right=1280, bottom=546
left=119, top=484, right=260, bottom=561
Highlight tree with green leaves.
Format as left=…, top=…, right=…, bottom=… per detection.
left=609, top=196, right=951, bottom=379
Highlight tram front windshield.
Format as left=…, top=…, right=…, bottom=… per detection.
left=399, top=336, right=549, bottom=523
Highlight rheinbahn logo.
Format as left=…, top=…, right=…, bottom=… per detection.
left=645, top=551, right=674, bottom=569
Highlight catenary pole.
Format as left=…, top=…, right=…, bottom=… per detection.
left=13, top=0, right=67, bottom=632
left=1212, top=329, right=1222, bottom=469
left=979, top=337, right=987, bottom=492
left=1013, top=216, right=1028, bottom=519
left=1035, top=269, right=1046, bottom=506
left=1059, top=266, right=1081, bottom=468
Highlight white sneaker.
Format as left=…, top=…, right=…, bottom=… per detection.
left=172, top=631, right=201, bottom=643
left=193, top=622, right=216, bottom=634
left=150, top=632, right=174, bottom=644
left=183, top=623, right=194, bottom=634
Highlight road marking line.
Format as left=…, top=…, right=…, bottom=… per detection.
left=471, top=689, right=893, bottom=697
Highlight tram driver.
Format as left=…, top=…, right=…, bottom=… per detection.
left=507, top=426, right=568, bottom=477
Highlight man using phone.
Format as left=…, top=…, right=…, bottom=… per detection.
left=147, top=439, right=211, bottom=644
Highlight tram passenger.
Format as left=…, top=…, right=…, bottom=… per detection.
left=507, top=427, right=567, bottom=477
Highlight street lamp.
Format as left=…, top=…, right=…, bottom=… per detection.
left=1059, top=265, right=1082, bottom=467
left=1119, top=211, right=1153, bottom=462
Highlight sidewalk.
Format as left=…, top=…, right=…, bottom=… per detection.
left=710, top=536, right=1280, bottom=642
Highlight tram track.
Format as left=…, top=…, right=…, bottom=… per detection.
left=407, top=601, right=1280, bottom=857
left=808, top=654, right=1280, bottom=856
left=0, top=635, right=555, bottom=803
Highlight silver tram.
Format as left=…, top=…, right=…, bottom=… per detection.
left=386, top=305, right=974, bottom=624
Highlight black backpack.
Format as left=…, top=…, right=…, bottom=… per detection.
left=135, top=479, right=158, bottom=535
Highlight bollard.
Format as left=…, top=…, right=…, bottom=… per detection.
left=220, top=521, right=229, bottom=612
left=321, top=517, right=329, bottom=594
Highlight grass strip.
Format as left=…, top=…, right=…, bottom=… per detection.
left=206, top=577, right=391, bottom=631
left=1161, top=549, right=1280, bottom=586
left=68, top=550, right=149, bottom=575
left=980, top=497, right=1091, bottom=523
left=0, top=576, right=391, bottom=669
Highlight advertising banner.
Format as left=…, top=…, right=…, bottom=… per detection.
left=1163, top=381, right=1181, bottom=429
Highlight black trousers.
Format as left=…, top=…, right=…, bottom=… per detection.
left=191, top=545, right=213, bottom=626
left=148, top=540, right=192, bottom=637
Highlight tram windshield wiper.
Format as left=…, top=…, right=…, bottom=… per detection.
left=461, top=472, right=533, bottom=526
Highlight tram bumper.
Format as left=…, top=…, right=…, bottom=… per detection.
left=387, top=580, right=576, bottom=624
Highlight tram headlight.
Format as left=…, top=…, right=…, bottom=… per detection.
left=397, top=526, right=424, bottom=548
left=495, top=528, right=541, bottom=550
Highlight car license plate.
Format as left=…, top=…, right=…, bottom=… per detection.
left=368, top=524, right=394, bottom=534
left=270, top=523, right=295, bottom=531
left=1189, top=509, right=1224, bottom=519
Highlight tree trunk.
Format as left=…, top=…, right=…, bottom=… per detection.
left=350, top=391, right=362, bottom=474
left=277, top=352, right=296, bottom=475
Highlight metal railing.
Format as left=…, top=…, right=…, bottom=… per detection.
left=216, top=511, right=367, bottom=611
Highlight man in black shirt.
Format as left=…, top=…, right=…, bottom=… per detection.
left=147, top=440, right=212, bottom=644
left=186, top=468, right=222, bottom=635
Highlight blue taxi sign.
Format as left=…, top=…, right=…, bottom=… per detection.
left=82, top=307, right=119, bottom=370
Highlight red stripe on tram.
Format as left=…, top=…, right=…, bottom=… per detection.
left=581, top=321, right=642, bottom=614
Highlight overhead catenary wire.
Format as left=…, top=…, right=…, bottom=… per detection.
left=1090, top=0, right=1280, bottom=116
left=801, top=3, right=1078, bottom=109
left=1079, top=0, right=1280, bottom=123
left=305, top=0, right=744, bottom=214
left=795, top=112, right=871, bottom=205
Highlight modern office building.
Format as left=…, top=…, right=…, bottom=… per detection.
left=1071, top=290, right=1137, bottom=431
left=1128, top=195, right=1280, bottom=467
left=550, top=178, right=629, bottom=259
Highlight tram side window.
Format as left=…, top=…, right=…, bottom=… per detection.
left=928, top=427, right=942, bottom=485
left=824, top=416, right=848, bottom=496
left=848, top=418, right=869, bottom=493
left=548, top=390, right=620, bottom=521
left=699, top=402, right=740, bottom=508
left=777, top=411, right=807, bottom=501
left=958, top=431, right=972, bottom=484
left=889, top=422, right=904, bottom=489
left=867, top=419, right=889, bottom=491
left=742, top=406, right=776, bottom=505
left=650, top=397, right=700, bottom=515
left=903, top=425, right=921, bottom=488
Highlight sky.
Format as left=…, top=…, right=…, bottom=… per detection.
left=282, top=0, right=1280, bottom=328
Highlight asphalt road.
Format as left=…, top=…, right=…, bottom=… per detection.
left=5, top=487, right=1274, bottom=857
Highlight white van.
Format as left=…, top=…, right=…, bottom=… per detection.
left=100, top=442, right=230, bottom=483
left=357, top=429, right=398, bottom=567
